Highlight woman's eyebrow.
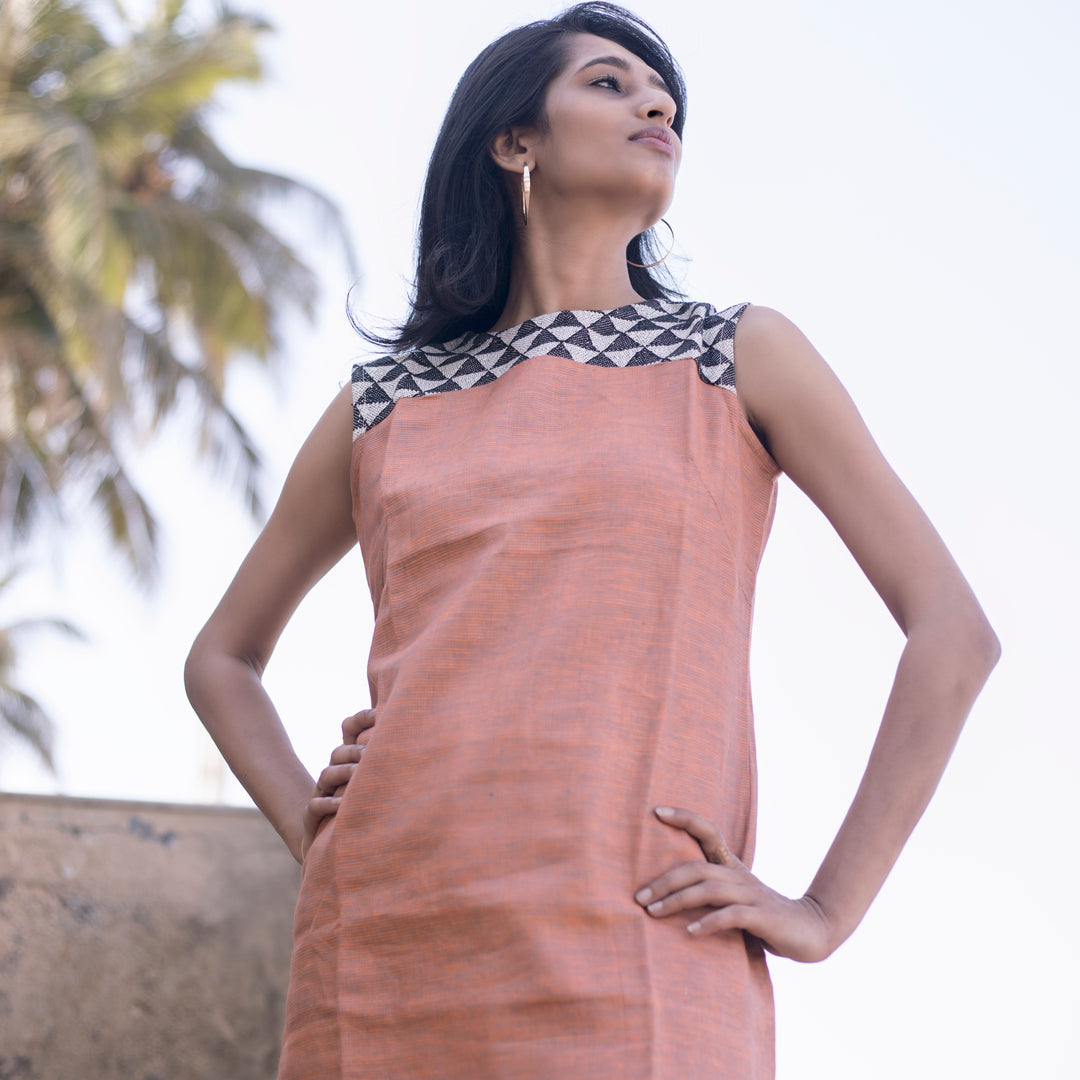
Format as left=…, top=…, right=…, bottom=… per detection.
left=575, top=55, right=671, bottom=95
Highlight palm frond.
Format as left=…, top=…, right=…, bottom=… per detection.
left=0, top=96, right=106, bottom=287
left=0, top=556, right=85, bottom=774
left=65, top=8, right=266, bottom=131
left=0, top=683, right=56, bottom=771
left=0, top=437, right=61, bottom=539
left=112, top=191, right=318, bottom=384
left=91, top=466, right=159, bottom=585
left=171, top=124, right=358, bottom=276
left=0, top=0, right=355, bottom=582
left=122, top=313, right=265, bottom=520
left=0, top=612, right=86, bottom=643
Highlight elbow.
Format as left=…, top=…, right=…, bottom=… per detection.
left=950, top=607, right=1001, bottom=690
left=976, top=618, right=1002, bottom=678
left=184, top=633, right=209, bottom=711
left=960, top=590, right=1001, bottom=677
left=184, top=626, right=225, bottom=712
left=908, top=600, right=1000, bottom=693
left=184, top=627, right=265, bottom=716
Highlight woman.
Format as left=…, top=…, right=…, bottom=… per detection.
left=185, top=4, right=999, bottom=1077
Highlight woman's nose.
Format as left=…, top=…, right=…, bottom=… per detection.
left=638, top=94, right=676, bottom=127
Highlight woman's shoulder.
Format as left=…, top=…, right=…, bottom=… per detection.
left=728, top=303, right=798, bottom=343
left=707, top=301, right=817, bottom=372
left=726, top=303, right=826, bottom=383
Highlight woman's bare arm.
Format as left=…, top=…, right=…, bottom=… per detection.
left=634, top=305, right=999, bottom=959
left=184, top=384, right=358, bottom=863
left=735, top=304, right=999, bottom=950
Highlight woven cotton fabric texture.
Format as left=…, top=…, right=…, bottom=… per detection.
left=279, top=299, right=781, bottom=1079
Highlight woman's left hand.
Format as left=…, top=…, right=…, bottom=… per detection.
left=634, top=806, right=835, bottom=963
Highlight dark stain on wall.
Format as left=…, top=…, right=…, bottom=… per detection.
left=0, top=793, right=300, bottom=1080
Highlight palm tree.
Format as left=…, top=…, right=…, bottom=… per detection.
left=0, top=567, right=84, bottom=772
left=0, top=0, right=356, bottom=583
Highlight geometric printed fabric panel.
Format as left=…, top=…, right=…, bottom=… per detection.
left=352, top=299, right=749, bottom=438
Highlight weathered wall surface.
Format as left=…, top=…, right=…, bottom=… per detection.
left=0, top=793, right=300, bottom=1080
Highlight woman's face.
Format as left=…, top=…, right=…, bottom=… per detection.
left=534, top=33, right=682, bottom=229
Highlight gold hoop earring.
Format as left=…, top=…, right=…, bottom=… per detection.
left=627, top=218, right=675, bottom=268
left=521, top=163, right=531, bottom=226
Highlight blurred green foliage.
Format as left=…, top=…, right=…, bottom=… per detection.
left=0, top=0, right=355, bottom=582
left=0, top=0, right=355, bottom=769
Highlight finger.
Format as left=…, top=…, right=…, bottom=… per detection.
left=686, top=904, right=757, bottom=937
left=328, top=744, right=364, bottom=766
left=342, top=708, right=376, bottom=743
left=654, top=806, right=743, bottom=868
left=316, top=762, right=358, bottom=794
left=635, top=862, right=742, bottom=905
left=305, top=795, right=342, bottom=820
left=641, top=879, right=759, bottom=918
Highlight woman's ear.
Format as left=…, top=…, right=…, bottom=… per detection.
left=489, top=127, right=535, bottom=175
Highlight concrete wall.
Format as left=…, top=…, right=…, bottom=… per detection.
left=0, top=793, right=300, bottom=1080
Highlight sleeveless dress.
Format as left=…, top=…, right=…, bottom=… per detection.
left=279, top=298, right=781, bottom=1079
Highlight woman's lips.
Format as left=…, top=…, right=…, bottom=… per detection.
left=631, top=135, right=676, bottom=156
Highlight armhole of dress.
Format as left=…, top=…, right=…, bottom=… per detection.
left=351, top=355, right=401, bottom=442
left=696, top=300, right=749, bottom=392
left=701, top=301, right=780, bottom=475
left=726, top=300, right=751, bottom=385
left=350, top=361, right=364, bottom=443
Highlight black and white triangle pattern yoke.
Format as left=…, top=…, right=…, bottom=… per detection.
left=351, top=299, right=749, bottom=438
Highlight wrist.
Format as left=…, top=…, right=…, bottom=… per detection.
left=284, top=791, right=311, bottom=865
left=800, top=892, right=845, bottom=959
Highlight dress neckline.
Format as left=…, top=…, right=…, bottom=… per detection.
left=443, top=298, right=672, bottom=351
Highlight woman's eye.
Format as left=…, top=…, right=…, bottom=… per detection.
left=592, top=74, right=621, bottom=91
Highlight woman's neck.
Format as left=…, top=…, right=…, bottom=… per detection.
left=488, top=213, right=647, bottom=332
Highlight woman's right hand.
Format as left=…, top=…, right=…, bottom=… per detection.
left=299, top=708, right=377, bottom=864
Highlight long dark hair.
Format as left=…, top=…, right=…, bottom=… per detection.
left=352, top=2, right=688, bottom=353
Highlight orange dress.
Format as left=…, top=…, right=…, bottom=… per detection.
left=279, top=299, right=780, bottom=1079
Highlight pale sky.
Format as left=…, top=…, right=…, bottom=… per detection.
left=4, top=0, right=1078, bottom=1076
